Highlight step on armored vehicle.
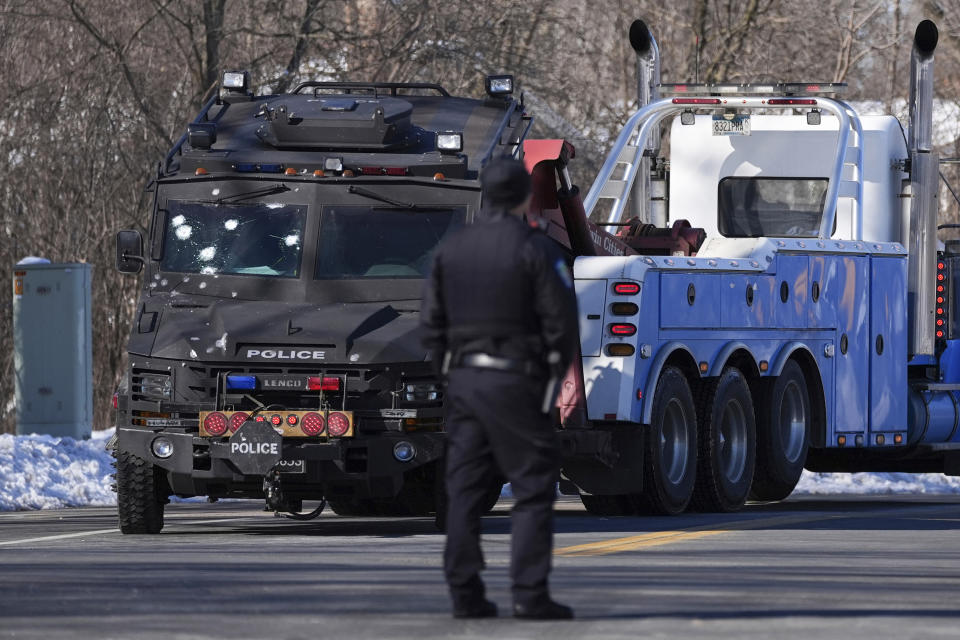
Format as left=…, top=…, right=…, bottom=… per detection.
left=112, top=74, right=551, bottom=532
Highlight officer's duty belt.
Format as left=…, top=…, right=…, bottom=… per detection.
left=455, top=353, right=543, bottom=377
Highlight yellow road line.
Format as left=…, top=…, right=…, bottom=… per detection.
left=554, top=513, right=840, bottom=557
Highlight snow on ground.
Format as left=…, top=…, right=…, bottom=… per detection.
left=0, top=429, right=117, bottom=511
left=3, top=430, right=960, bottom=511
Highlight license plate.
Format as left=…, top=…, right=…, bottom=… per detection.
left=277, top=459, right=305, bottom=474
left=712, top=115, right=751, bottom=136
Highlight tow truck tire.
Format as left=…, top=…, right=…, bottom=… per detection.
left=750, top=360, right=810, bottom=501
left=580, top=494, right=632, bottom=516
left=633, top=366, right=698, bottom=515
left=116, top=450, right=169, bottom=534
left=691, top=367, right=757, bottom=513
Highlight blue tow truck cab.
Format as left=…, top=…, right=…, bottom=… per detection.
left=558, top=19, right=960, bottom=516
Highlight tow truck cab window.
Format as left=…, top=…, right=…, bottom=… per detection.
left=315, top=206, right=466, bottom=279
left=160, top=202, right=306, bottom=277
left=718, top=177, right=829, bottom=238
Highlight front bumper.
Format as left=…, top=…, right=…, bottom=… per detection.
left=117, top=427, right=446, bottom=498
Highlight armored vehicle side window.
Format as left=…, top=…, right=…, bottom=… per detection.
left=160, top=202, right=306, bottom=277
left=315, top=206, right=465, bottom=279
left=718, top=177, right=828, bottom=237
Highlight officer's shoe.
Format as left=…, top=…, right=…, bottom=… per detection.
left=452, top=599, right=498, bottom=619
left=513, top=599, right=574, bottom=620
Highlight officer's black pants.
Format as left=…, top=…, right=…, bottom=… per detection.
left=443, top=367, right=560, bottom=607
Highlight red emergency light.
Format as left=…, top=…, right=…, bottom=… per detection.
left=672, top=98, right=721, bottom=105
left=767, top=98, right=818, bottom=106
left=308, top=376, right=341, bottom=391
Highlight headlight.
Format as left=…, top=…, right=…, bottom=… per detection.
left=405, top=383, right=439, bottom=402
left=151, top=436, right=174, bottom=459
left=393, top=441, right=416, bottom=462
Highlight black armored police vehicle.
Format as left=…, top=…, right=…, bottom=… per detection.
left=113, top=72, right=532, bottom=533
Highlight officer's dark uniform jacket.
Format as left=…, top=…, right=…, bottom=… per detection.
left=421, top=205, right=579, bottom=610
left=421, top=207, right=578, bottom=371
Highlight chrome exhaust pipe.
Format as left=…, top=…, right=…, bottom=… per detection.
left=628, top=19, right=662, bottom=225
left=907, top=19, right=939, bottom=357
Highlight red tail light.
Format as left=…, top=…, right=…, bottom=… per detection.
left=609, top=323, right=637, bottom=336
left=204, top=412, right=228, bottom=436
left=672, top=98, right=721, bottom=105
left=327, top=412, right=350, bottom=437
left=768, top=98, right=817, bottom=105
left=301, top=412, right=326, bottom=436
left=308, top=376, right=341, bottom=391
left=229, top=412, right=250, bottom=433
left=360, top=166, right=382, bottom=175
left=286, top=414, right=299, bottom=426
left=270, top=414, right=283, bottom=426
left=384, top=167, right=407, bottom=176
left=613, top=282, right=640, bottom=295
left=112, top=394, right=118, bottom=409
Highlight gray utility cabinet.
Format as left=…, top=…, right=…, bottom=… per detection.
left=12, top=263, right=93, bottom=438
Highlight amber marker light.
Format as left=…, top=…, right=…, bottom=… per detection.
left=284, top=167, right=298, bottom=176
left=195, top=168, right=208, bottom=175
left=433, top=173, right=446, bottom=181
left=313, top=169, right=325, bottom=177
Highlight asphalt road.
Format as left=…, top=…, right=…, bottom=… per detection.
left=1, top=495, right=959, bottom=639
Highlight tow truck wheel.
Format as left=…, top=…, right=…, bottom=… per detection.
left=750, top=359, right=810, bottom=501
left=116, top=450, right=169, bottom=534
left=580, top=494, right=633, bottom=517
left=633, top=366, right=698, bottom=515
left=691, top=367, right=757, bottom=512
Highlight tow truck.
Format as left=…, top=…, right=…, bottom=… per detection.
left=553, top=18, right=960, bottom=516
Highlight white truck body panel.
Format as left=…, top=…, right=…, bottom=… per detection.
left=669, top=114, right=909, bottom=244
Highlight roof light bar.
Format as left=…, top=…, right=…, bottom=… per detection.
left=659, top=82, right=846, bottom=97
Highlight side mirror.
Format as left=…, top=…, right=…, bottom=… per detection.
left=116, top=230, right=144, bottom=273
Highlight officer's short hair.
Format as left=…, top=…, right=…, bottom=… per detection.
left=481, top=156, right=531, bottom=208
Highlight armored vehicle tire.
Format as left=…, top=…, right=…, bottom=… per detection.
left=633, top=366, right=698, bottom=515
left=580, top=494, right=633, bottom=517
left=116, top=450, right=169, bottom=534
left=690, top=367, right=757, bottom=513
left=750, top=360, right=810, bottom=501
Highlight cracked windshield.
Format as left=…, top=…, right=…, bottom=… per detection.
left=160, top=201, right=306, bottom=277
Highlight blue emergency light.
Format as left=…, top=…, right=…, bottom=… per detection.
left=226, top=375, right=256, bottom=390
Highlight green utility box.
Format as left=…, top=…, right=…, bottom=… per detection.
left=12, top=262, right=93, bottom=438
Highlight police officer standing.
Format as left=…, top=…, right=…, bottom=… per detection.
left=421, top=156, right=579, bottom=620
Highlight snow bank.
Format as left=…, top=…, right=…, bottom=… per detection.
left=0, top=429, right=116, bottom=511
left=3, top=430, right=960, bottom=511
left=795, top=470, right=960, bottom=495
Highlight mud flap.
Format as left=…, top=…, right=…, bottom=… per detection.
left=559, top=426, right=644, bottom=495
